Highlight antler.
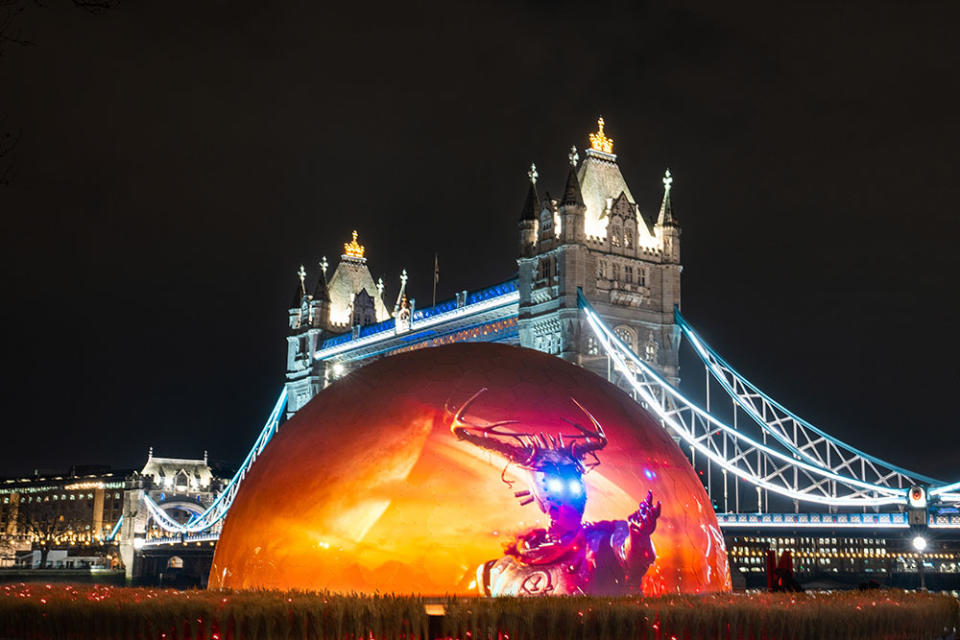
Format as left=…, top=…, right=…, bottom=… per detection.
left=449, top=388, right=534, bottom=466
left=566, top=398, right=608, bottom=459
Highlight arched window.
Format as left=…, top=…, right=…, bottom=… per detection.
left=644, top=331, right=659, bottom=363
left=614, top=325, right=637, bottom=352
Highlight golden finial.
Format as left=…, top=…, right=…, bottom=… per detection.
left=589, top=116, right=614, bottom=154
left=343, top=230, right=366, bottom=259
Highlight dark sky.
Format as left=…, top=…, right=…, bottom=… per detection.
left=2, top=1, right=958, bottom=482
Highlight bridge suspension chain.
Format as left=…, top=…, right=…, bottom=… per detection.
left=579, top=291, right=907, bottom=508
left=674, top=310, right=951, bottom=497
left=141, top=387, right=288, bottom=534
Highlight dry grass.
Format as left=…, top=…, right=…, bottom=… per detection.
left=0, top=583, right=956, bottom=640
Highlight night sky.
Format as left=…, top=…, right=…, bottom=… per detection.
left=2, top=1, right=958, bottom=482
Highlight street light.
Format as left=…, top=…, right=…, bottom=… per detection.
left=912, top=535, right=927, bottom=590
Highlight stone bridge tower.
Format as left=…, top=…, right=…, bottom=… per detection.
left=517, top=118, right=681, bottom=384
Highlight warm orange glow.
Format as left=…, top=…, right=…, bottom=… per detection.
left=343, top=230, right=365, bottom=259
left=589, top=117, right=614, bottom=154
left=210, top=343, right=731, bottom=595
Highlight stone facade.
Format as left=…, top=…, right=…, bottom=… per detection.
left=285, top=231, right=395, bottom=416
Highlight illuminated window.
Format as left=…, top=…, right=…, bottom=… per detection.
left=586, top=336, right=599, bottom=356
left=614, top=325, right=636, bottom=352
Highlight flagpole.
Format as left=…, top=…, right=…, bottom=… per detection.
left=432, top=253, right=438, bottom=307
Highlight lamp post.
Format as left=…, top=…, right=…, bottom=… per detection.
left=912, top=535, right=927, bottom=590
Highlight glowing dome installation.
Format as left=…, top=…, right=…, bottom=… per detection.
left=210, top=343, right=731, bottom=595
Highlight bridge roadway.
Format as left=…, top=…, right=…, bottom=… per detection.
left=140, top=509, right=960, bottom=549
left=138, top=289, right=960, bottom=552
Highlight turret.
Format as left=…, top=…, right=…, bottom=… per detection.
left=559, top=146, right=585, bottom=244
left=309, top=256, right=331, bottom=330
left=519, top=163, right=540, bottom=257
left=655, top=170, right=680, bottom=264
left=288, top=265, right=308, bottom=330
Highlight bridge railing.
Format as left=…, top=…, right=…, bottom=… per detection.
left=315, top=280, right=519, bottom=359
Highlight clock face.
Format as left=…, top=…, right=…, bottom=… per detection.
left=211, top=343, right=730, bottom=596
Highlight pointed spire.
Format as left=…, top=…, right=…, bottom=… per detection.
left=568, top=145, right=579, bottom=167
left=393, top=269, right=408, bottom=315
left=313, top=259, right=330, bottom=301
left=290, top=265, right=307, bottom=309
left=657, top=169, right=675, bottom=225
left=561, top=163, right=584, bottom=207
left=519, top=162, right=541, bottom=221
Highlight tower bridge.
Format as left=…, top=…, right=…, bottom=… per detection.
left=133, top=120, right=960, bottom=587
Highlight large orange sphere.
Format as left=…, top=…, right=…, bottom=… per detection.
left=210, top=344, right=731, bottom=595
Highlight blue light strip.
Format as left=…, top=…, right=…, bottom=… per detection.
left=104, top=515, right=123, bottom=542
left=931, top=480, right=960, bottom=497
left=337, top=316, right=519, bottom=363
left=716, top=512, right=910, bottom=529
left=319, top=279, right=518, bottom=351
left=144, top=387, right=288, bottom=534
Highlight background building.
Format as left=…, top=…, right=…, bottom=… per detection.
left=0, top=452, right=227, bottom=587
left=0, top=466, right=128, bottom=570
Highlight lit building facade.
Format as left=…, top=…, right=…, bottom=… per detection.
left=0, top=467, right=129, bottom=569
left=285, top=119, right=681, bottom=415
left=725, top=531, right=960, bottom=590
left=0, top=453, right=226, bottom=585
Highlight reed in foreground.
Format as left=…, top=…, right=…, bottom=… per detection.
left=0, top=583, right=956, bottom=640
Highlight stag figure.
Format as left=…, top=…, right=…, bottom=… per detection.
left=451, top=388, right=661, bottom=596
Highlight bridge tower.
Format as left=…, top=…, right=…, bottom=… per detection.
left=517, top=118, right=681, bottom=383
left=284, top=232, right=393, bottom=417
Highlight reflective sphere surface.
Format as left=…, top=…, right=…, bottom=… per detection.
left=210, top=344, right=731, bottom=594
